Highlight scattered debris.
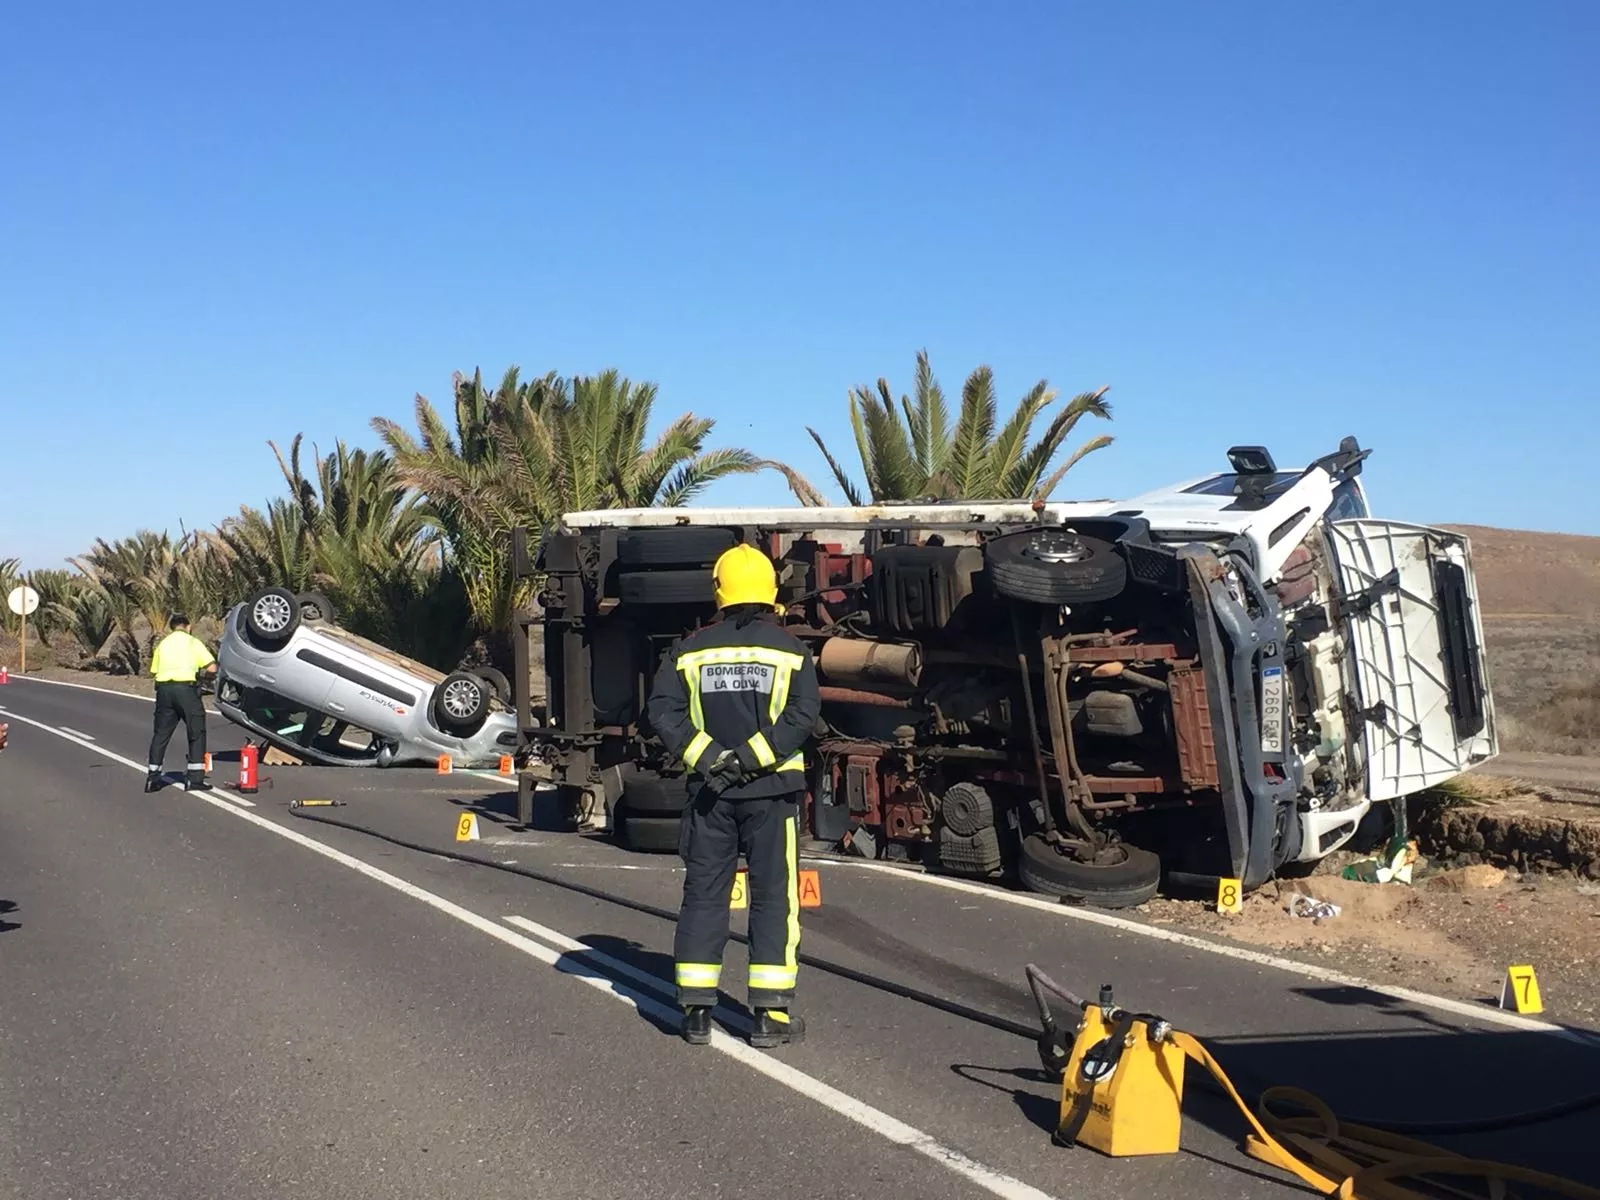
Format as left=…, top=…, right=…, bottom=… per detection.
left=1425, top=864, right=1509, bottom=892
left=1288, top=895, right=1341, bottom=920
left=262, top=745, right=305, bottom=766
left=1341, top=835, right=1422, bottom=884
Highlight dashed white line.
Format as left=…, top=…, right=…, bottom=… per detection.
left=7, top=711, right=1061, bottom=1200
left=56, top=726, right=97, bottom=742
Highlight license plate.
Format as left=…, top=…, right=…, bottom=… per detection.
left=1260, top=666, right=1285, bottom=756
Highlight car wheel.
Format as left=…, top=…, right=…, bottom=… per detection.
left=984, top=530, right=1128, bottom=606
left=245, top=587, right=302, bottom=648
left=1017, top=835, right=1161, bottom=908
left=615, top=812, right=683, bottom=854
left=470, top=666, right=512, bottom=706
left=618, top=569, right=717, bottom=606
left=433, top=672, right=489, bottom=734
left=617, top=528, right=738, bottom=567
left=297, top=591, right=337, bottom=624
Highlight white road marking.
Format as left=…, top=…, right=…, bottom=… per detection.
left=15, top=675, right=1598, bottom=1045
left=1, top=711, right=256, bottom=808
left=10, top=713, right=1061, bottom=1200
left=548, top=862, right=676, bottom=871
left=818, top=857, right=1599, bottom=1044
left=57, top=726, right=97, bottom=741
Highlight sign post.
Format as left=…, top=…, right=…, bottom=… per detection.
left=7, top=582, right=40, bottom=678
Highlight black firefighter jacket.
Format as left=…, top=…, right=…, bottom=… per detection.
left=646, top=606, right=821, bottom=800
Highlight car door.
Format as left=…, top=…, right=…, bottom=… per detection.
left=295, top=639, right=422, bottom=746
left=1324, top=519, right=1498, bottom=801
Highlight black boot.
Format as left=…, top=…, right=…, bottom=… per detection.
left=750, top=1008, right=805, bottom=1049
left=144, top=771, right=162, bottom=794
left=184, top=769, right=211, bottom=792
left=680, top=1006, right=712, bottom=1046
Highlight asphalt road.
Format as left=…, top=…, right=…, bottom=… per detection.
left=2, top=676, right=1598, bottom=1200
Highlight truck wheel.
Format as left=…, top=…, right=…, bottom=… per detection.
left=617, top=528, right=738, bottom=567
left=433, top=672, right=489, bottom=733
left=939, top=782, right=996, bottom=837
left=618, top=767, right=693, bottom=815
left=245, top=587, right=301, bottom=648
left=615, top=813, right=683, bottom=854
left=470, top=666, right=512, bottom=706
left=1017, top=835, right=1160, bottom=908
left=296, top=591, right=337, bottom=624
left=618, top=569, right=717, bottom=606
left=984, top=530, right=1127, bottom=606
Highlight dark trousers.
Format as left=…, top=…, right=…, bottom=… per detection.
left=149, top=682, right=207, bottom=772
left=673, top=788, right=801, bottom=1010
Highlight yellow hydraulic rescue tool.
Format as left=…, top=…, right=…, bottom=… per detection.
left=1024, top=965, right=1600, bottom=1200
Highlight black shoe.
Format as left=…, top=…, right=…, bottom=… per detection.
left=750, top=1008, right=805, bottom=1049
left=184, top=772, right=211, bottom=792
left=680, top=1006, right=712, bottom=1046
left=144, top=773, right=161, bottom=794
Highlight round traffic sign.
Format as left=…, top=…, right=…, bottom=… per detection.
left=7, top=585, right=39, bottom=617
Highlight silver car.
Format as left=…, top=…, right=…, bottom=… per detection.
left=216, top=587, right=519, bottom=769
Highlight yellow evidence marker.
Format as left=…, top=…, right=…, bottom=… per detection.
left=456, top=811, right=481, bottom=842
left=1216, top=877, right=1243, bottom=915
left=1501, top=965, right=1543, bottom=1014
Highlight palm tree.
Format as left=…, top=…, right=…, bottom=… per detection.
left=374, top=365, right=802, bottom=633
left=806, top=349, right=1114, bottom=504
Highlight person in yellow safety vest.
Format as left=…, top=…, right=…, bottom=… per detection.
left=145, top=614, right=218, bottom=793
left=646, top=543, right=821, bottom=1049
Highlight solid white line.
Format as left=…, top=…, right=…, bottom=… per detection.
left=1, top=710, right=256, bottom=808
left=7, top=712, right=1060, bottom=1200
left=819, top=857, right=1600, bottom=1044
left=18, top=671, right=1593, bottom=1044
left=57, top=726, right=97, bottom=741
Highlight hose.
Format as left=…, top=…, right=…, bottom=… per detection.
left=286, top=807, right=1600, bottom=1139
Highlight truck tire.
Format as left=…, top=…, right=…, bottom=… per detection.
left=984, top=530, right=1127, bottom=606
left=1017, top=835, right=1160, bottom=908
left=939, top=782, right=995, bottom=838
left=619, top=767, right=692, bottom=815
left=433, top=671, right=489, bottom=733
left=245, top=587, right=301, bottom=648
left=615, top=813, right=682, bottom=854
left=618, top=569, right=717, bottom=606
left=617, top=528, right=738, bottom=567
left=296, top=591, right=337, bottom=624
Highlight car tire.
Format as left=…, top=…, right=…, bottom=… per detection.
left=1017, top=835, right=1161, bottom=908
left=296, top=591, right=337, bottom=624
left=615, top=812, right=683, bottom=854
left=618, top=569, right=716, bottom=606
left=245, top=587, right=302, bottom=648
left=984, top=530, right=1128, bottom=606
left=470, top=666, right=512, bottom=706
left=433, top=671, right=489, bottom=734
left=617, top=528, right=738, bottom=567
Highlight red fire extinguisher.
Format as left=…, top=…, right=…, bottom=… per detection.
left=238, top=744, right=259, bottom=793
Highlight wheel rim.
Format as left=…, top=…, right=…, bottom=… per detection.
left=253, top=593, right=294, bottom=634
left=441, top=679, right=482, bottom=720
left=1023, top=532, right=1092, bottom=565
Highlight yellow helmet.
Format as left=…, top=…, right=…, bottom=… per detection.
left=713, top=543, right=779, bottom=610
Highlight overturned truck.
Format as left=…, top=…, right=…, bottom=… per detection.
left=511, top=438, right=1497, bottom=907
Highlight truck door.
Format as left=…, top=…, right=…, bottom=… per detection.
left=1325, top=519, right=1498, bottom=801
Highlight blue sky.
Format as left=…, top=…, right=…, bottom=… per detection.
left=2, top=1, right=1595, bottom=569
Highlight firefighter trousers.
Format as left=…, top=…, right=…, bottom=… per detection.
left=149, top=682, right=207, bottom=773
left=673, top=787, right=801, bottom=1011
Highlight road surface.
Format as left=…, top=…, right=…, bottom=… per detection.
left=2, top=676, right=1597, bottom=1199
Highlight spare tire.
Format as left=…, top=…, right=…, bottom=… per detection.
left=619, top=767, right=693, bottom=816
left=245, top=587, right=301, bottom=648
left=296, top=591, right=337, bottom=624
left=1017, top=835, right=1161, bottom=908
left=939, top=782, right=996, bottom=838
left=470, top=666, right=512, bottom=706
left=984, top=530, right=1127, bottom=606
left=617, top=528, right=738, bottom=567
left=433, top=671, right=489, bottom=734
left=619, top=569, right=717, bottom=606
left=615, top=813, right=683, bottom=854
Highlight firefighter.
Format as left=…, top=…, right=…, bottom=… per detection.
left=646, top=543, right=821, bottom=1049
left=145, top=614, right=218, bottom=793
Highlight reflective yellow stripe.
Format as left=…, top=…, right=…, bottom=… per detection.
left=776, top=752, right=804, bottom=774
left=677, top=646, right=805, bottom=674
left=746, top=731, right=776, bottom=768
left=675, top=963, right=721, bottom=988
left=678, top=661, right=706, bottom=731
left=768, top=662, right=793, bottom=723
left=684, top=730, right=714, bottom=770
left=751, top=815, right=802, bottom=993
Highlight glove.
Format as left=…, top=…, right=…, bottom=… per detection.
left=704, top=749, right=745, bottom=795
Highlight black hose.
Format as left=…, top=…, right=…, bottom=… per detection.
left=286, top=808, right=1039, bottom=1041
left=285, top=807, right=1600, bottom=1135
